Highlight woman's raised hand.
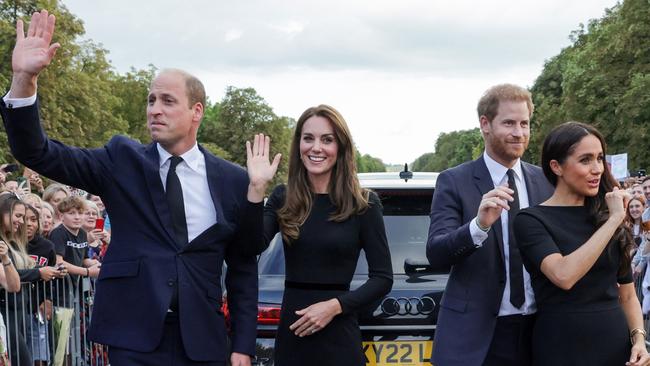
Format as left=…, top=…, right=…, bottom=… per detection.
left=606, top=187, right=631, bottom=223
left=246, top=133, right=282, bottom=202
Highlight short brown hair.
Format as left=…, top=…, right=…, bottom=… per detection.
left=156, top=69, right=206, bottom=109
left=477, top=84, right=534, bottom=122
left=57, top=196, right=87, bottom=214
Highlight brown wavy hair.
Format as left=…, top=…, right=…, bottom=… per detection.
left=541, top=121, right=633, bottom=276
left=277, top=105, right=369, bottom=242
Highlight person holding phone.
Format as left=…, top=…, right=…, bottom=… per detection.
left=82, top=200, right=110, bottom=260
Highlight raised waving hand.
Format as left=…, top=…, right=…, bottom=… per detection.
left=10, top=10, right=60, bottom=97
left=246, top=133, right=282, bottom=202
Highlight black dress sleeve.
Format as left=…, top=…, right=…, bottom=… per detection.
left=336, top=192, right=393, bottom=314
left=262, top=185, right=285, bottom=246
left=514, top=211, right=561, bottom=271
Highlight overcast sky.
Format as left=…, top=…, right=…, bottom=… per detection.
left=62, top=0, right=619, bottom=165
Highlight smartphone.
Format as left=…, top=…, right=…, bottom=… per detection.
left=95, top=218, right=105, bottom=231
left=2, top=164, right=18, bottom=173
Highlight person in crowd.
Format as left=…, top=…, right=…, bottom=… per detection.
left=42, top=184, right=69, bottom=227
left=252, top=105, right=393, bottom=366
left=24, top=203, right=61, bottom=366
left=0, top=217, right=18, bottom=366
left=25, top=169, right=44, bottom=195
left=630, top=184, right=644, bottom=198
left=22, top=194, right=42, bottom=214
left=627, top=195, right=648, bottom=250
left=514, top=122, right=650, bottom=366
left=1, top=10, right=272, bottom=365
left=3, top=181, right=18, bottom=194
left=82, top=200, right=110, bottom=260
left=39, top=202, right=54, bottom=238
left=50, top=197, right=99, bottom=281
left=86, top=194, right=111, bottom=232
left=426, top=84, right=554, bottom=366
left=641, top=178, right=650, bottom=223
left=0, top=194, right=38, bottom=366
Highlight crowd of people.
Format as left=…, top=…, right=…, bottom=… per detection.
left=0, top=171, right=110, bottom=366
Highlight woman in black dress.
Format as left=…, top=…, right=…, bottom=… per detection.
left=248, top=105, right=393, bottom=365
left=514, top=122, right=650, bottom=366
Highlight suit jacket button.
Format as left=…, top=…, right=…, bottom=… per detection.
left=167, top=279, right=175, bottom=287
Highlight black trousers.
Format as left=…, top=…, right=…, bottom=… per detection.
left=483, top=314, right=535, bottom=366
left=108, top=313, right=225, bottom=366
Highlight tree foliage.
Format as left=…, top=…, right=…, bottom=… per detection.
left=411, top=128, right=483, bottom=172
left=526, top=0, right=650, bottom=172
left=0, top=0, right=384, bottom=183
left=356, top=151, right=386, bottom=173
left=205, top=87, right=294, bottom=186
left=413, top=0, right=650, bottom=174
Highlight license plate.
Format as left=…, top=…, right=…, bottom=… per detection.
left=363, top=341, right=432, bottom=366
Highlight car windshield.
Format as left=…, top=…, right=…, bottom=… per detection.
left=258, top=188, right=434, bottom=275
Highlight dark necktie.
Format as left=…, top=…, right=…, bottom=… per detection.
left=166, top=156, right=188, bottom=246
left=507, top=169, right=525, bottom=308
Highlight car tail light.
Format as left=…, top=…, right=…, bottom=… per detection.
left=257, top=303, right=281, bottom=325
left=221, top=296, right=231, bottom=330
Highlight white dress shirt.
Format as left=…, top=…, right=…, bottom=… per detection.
left=469, top=151, right=536, bottom=316
left=157, top=143, right=217, bottom=243
left=2, top=92, right=218, bottom=243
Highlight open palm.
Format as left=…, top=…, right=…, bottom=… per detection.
left=12, top=10, right=60, bottom=76
left=246, top=133, right=281, bottom=187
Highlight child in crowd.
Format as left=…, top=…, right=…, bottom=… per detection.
left=50, top=196, right=101, bottom=283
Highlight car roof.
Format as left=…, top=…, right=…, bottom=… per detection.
left=358, top=172, right=438, bottom=189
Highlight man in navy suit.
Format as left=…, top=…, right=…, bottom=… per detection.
left=426, top=84, right=554, bottom=366
left=1, top=10, right=280, bottom=366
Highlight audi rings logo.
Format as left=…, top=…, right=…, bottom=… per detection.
left=380, top=296, right=436, bottom=316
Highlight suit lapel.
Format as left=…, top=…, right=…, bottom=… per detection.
left=142, top=144, right=182, bottom=250
left=521, top=162, right=543, bottom=206
left=472, top=156, right=505, bottom=263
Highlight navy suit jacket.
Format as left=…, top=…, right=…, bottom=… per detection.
left=0, top=99, right=261, bottom=362
left=426, top=156, right=553, bottom=366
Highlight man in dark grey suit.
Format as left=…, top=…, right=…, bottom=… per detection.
left=426, top=84, right=553, bottom=366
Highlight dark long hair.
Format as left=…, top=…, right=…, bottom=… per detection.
left=541, top=122, right=633, bottom=276
left=277, top=105, right=369, bottom=242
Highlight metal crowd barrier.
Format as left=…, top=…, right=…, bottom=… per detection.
left=1, top=275, right=108, bottom=366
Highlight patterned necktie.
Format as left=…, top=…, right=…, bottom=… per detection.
left=507, top=169, right=525, bottom=308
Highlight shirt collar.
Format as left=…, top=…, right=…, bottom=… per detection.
left=157, top=143, right=202, bottom=173
left=483, top=150, right=523, bottom=185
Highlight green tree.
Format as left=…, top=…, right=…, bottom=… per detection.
left=110, top=66, right=157, bottom=143
left=356, top=150, right=386, bottom=173
left=411, top=128, right=483, bottom=171
left=529, top=0, right=650, bottom=172
left=0, top=1, right=131, bottom=161
left=210, top=87, right=293, bottom=186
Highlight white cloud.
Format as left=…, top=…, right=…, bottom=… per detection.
left=224, top=29, right=243, bottom=43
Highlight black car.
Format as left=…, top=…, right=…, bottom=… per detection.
left=227, top=171, right=448, bottom=366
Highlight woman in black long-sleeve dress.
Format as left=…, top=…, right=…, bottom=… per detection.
left=514, top=122, right=650, bottom=366
left=248, top=105, right=393, bottom=365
